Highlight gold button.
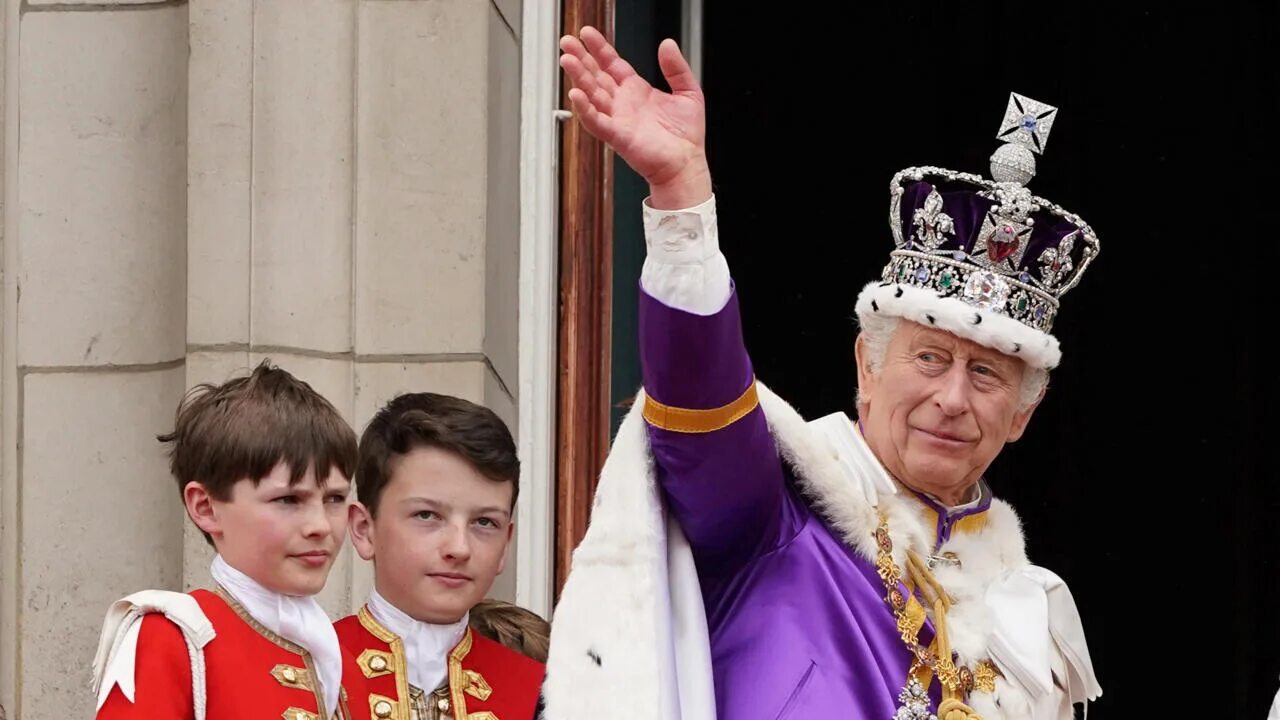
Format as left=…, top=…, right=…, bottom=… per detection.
left=369, top=655, right=388, bottom=672
left=437, top=697, right=451, bottom=712
left=282, top=667, right=298, bottom=683
left=374, top=700, right=393, bottom=718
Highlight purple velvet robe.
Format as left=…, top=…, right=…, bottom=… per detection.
left=641, top=287, right=991, bottom=719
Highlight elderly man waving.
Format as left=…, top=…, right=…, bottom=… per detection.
left=545, top=27, right=1102, bottom=720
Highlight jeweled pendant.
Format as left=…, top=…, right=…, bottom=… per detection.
left=893, top=677, right=937, bottom=720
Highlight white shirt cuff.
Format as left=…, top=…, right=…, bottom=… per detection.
left=639, top=194, right=732, bottom=316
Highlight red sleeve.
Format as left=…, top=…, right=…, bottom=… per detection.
left=95, top=614, right=194, bottom=720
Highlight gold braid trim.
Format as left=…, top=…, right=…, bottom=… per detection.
left=875, top=515, right=1002, bottom=715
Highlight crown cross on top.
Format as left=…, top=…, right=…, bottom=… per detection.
left=997, top=92, right=1058, bottom=155
left=883, top=92, right=1099, bottom=335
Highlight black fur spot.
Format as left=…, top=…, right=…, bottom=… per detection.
left=926, top=314, right=936, bottom=324
left=972, top=313, right=982, bottom=325
left=895, top=286, right=904, bottom=298
left=878, top=281, right=891, bottom=288
left=871, top=300, right=879, bottom=312
left=1013, top=343, right=1021, bottom=353
left=587, top=649, right=602, bottom=667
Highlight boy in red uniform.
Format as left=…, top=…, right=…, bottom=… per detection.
left=335, top=393, right=544, bottom=719
left=91, top=361, right=372, bottom=720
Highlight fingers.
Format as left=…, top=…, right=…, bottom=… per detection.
left=657, top=38, right=701, bottom=97
left=578, top=26, right=638, bottom=88
left=559, top=54, right=615, bottom=120
left=564, top=32, right=619, bottom=95
left=559, top=53, right=614, bottom=114
left=567, top=87, right=617, bottom=143
left=560, top=32, right=619, bottom=97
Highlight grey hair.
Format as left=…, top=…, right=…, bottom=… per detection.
left=855, top=315, right=1048, bottom=411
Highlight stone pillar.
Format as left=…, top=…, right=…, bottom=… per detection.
left=0, top=3, right=189, bottom=719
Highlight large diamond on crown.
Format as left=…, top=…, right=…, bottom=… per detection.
left=963, top=270, right=1011, bottom=312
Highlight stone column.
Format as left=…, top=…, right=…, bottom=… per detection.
left=0, top=3, right=189, bottom=718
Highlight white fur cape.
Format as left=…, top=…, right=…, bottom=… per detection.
left=855, top=280, right=1062, bottom=370
left=544, top=383, right=1100, bottom=719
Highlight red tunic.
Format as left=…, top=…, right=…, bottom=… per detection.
left=96, top=588, right=372, bottom=720
left=334, top=606, right=544, bottom=720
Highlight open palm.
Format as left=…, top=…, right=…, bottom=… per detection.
left=559, top=26, right=705, bottom=186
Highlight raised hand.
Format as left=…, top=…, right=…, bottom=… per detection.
left=559, top=26, right=712, bottom=209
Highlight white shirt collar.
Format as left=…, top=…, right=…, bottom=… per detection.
left=367, top=589, right=469, bottom=692
left=922, top=482, right=986, bottom=515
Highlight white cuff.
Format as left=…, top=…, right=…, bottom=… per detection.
left=639, top=195, right=732, bottom=316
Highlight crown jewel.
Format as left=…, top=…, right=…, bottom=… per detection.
left=883, top=93, right=1098, bottom=335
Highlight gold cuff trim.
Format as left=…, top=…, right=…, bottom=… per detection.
left=282, top=710, right=319, bottom=720
left=642, top=381, right=758, bottom=433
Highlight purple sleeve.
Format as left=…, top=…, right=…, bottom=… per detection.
left=639, top=284, right=790, bottom=574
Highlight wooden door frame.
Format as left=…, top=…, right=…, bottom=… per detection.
left=555, top=0, right=616, bottom=598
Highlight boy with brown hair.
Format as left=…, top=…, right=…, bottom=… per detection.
left=92, top=360, right=374, bottom=720
left=335, top=392, right=544, bottom=720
